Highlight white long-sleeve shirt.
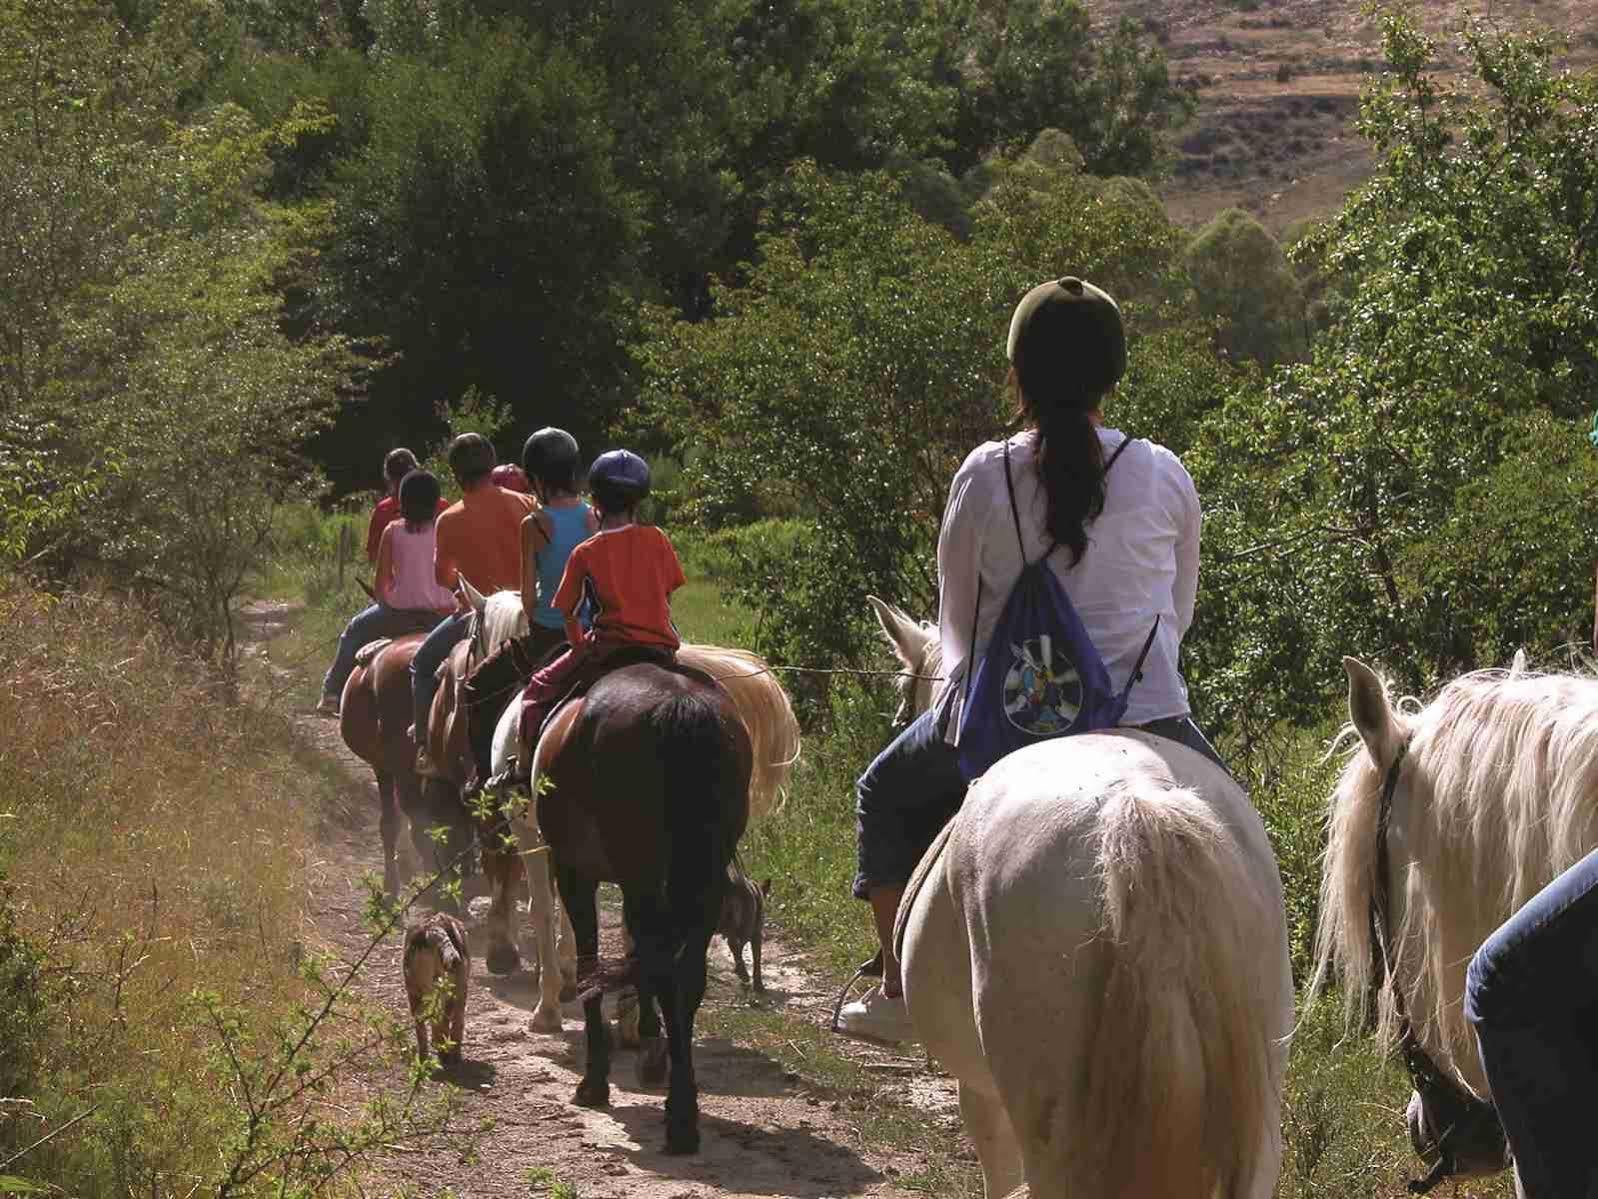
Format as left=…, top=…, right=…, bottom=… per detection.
left=937, top=426, right=1200, bottom=739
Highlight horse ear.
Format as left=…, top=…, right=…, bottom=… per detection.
left=1510, top=648, right=1529, bottom=676
left=1343, top=656, right=1400, bottom=765
left=867, top=594, right=929, bottom=671
left=458, top=575, right=487, bottom=613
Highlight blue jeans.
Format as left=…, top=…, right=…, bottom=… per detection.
left=322, top=603, right=440, bottom=701
left=411, top=612, right=470, bottom=737
left=1466, top=846, right=1598, bottom=1199
left=852, top=711, right=1231, bottom=900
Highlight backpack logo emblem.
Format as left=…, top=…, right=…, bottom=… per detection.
left=1002, top=635, right=1082, bottom=735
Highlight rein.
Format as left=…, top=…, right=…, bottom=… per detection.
left=1369, top=739, right=1509, bottom=1194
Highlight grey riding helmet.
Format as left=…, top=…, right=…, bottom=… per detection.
left=1006, top=276, right=1127, bottom=401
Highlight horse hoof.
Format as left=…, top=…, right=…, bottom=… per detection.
left=573, top=1079, right=610, bottom=1109
left=636, top=1036, right=668, bottom=1088
left=529, top=1003, right=563, bottom=1034
left=486, top=944, right=521, bottom=976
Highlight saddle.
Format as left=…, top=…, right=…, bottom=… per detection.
left=535, top=644, right=679, bottom=740
left=354, top=638, right=392, bottom=667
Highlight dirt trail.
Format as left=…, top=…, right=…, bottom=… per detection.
left=252, top=603, right=959, bottom=1198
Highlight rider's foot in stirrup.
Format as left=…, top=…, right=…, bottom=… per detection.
left=315, top=693, right=339, bottom=717
left=835, top=985, right=913, bottom=1046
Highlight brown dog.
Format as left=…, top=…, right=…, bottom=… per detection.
left=403, top=911, right=469, bottom=1065
left=718, top=865, right=770, bottom=992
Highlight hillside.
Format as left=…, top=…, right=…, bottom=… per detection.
left=1097, top=0, right=1598, bottom=232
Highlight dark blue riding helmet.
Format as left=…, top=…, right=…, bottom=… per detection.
left=589, top=450, right=651, bottom=506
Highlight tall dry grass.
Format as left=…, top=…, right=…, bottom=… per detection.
left=0, top=577, right=445, bottom=1194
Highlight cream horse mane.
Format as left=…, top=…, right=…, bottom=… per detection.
left=1314, top=653, right=1598, bottom=1093
left=462, top=581, right=800, bottom=822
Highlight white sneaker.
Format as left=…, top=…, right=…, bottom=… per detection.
left=315, top=694, right=339, bottom=716
left=835, top=986, right=913, bottom=1045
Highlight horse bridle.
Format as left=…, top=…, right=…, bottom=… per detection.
left=1369, top=739, right=1509, bottom=1194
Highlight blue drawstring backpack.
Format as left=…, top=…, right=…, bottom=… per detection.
left=955, top=437, right=1159, bottom=782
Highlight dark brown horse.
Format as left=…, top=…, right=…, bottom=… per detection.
left=532, top=660, right=753, bottom=1155
left=339, top=635, right=461, bottom=897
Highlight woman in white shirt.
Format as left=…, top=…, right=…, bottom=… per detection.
left=837, top=276, right=1226, bottom=1045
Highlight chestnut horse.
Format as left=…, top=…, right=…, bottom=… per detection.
left=527, top=660, right=753, bottom=1155
left=339, top=634, right=460, bottom=897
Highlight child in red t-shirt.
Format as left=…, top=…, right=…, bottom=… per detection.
left=516, top=450, right=686, bottom=758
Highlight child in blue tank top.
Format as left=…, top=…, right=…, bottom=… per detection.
left=462, top=428, right=597, bottom=791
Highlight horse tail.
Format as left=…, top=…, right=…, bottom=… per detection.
left=678, top=644, right=799, bottom=823
left=1079, top=779, right=1276, bottom=1199
left=652, top=687, right=752, bottom=921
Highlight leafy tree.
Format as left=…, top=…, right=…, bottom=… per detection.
left=0, top=2, right=350, bottom=657
left=635, top=158, right=1226, bottom=669
left=935, top=1, right=1194, bottom=177
left=1184, top=208, right=1306, bottom=367
left=1187, top=12, right=1598, bottom=732
left=318, top=21, right=641, bottom=486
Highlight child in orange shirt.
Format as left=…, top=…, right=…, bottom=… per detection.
left=515, top=449, right=686, bottom=759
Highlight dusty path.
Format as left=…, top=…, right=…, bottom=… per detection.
left=256, top=601, right=960, bottom=1199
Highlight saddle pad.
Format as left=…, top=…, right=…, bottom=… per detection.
left=353, top=637, right=393, bottom=667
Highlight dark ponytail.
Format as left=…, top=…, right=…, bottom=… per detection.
left=1015, top=374, right=1106, bottom=567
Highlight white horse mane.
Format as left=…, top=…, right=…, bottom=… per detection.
left=1316, top=661, right=1598, bottom=1090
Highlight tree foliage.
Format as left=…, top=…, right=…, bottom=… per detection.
left=0, top=1, right=349, bottom=655
left=1185, top=208, right=1306, bottom=367
left=634, top=153, right=1226, bottom=668
left=1189, top=13, right=1598, bottom=732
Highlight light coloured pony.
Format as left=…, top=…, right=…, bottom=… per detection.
left=871, top=596, right=1293, bottom=1199
left=1315, top=653, right=1598, bottom=1178
left=461, top=583, right=802, bottom=1035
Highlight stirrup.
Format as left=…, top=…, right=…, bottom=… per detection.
left=828, top=949, right=884, bottom=1033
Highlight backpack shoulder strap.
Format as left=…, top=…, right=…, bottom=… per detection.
left=1103, top=435, right=1138, bottom=475
left=1124, top=615, right=1160, bottom=694
left=1000, top=438, right=1028, bottom=557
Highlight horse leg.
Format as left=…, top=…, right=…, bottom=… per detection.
left=393, top=770, right=429, bottom=890
left=656, top=930, right=712, bottom=1155
left=376, top=769, right=401, bottom=899
left=483, top=845, right=522, bottom=975
left=625, top=893, right=669, bottom=1088
left=958, top=1083, right=1025, bottom=1199
left=420, top=776, right=471, bottom=912
left=525, top=846, right=564, bottom=1032
left=557, top=865, right=609, bottom=1108
left=613, top=921, right=641, bottom=1048
left=558, top=901, right=578, bottom=999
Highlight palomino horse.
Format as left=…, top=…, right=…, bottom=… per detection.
left=872, top=597, right=1293, bottom=1199
left=339, top=632, right=454, bottom=897
left=526, top=659, right=753, bottom=1154
left=1315, top=654, right=1598, bottom=1189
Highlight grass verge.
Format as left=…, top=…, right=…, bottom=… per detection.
left=0, top=575, right=458, bottom=1194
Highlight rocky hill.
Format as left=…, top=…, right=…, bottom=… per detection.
left=1099, top=0, right=1598, bottom=233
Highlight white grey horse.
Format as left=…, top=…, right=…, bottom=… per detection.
left=873, top=596, right=1293, bottom=1198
